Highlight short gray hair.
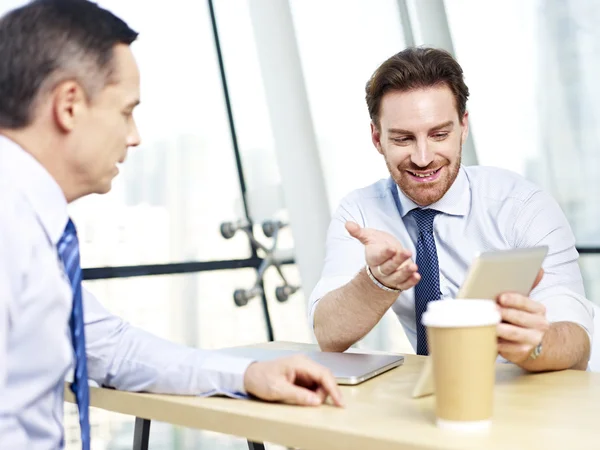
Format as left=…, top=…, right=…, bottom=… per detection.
left=0, top=0, right=138, bottom=129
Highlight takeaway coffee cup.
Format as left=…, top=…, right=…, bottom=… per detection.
left=421, top=299, right=501, bottom=431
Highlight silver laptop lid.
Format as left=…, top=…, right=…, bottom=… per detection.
left=218, top=347, right=404, bottom=385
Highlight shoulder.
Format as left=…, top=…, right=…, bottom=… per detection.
left=330, top=178, right=395, bottom=224
left=464, top=165, right=543, bottom=205
left=0, top=180, right=40, bottom=259
left=337, top=177, right=393, bottom=208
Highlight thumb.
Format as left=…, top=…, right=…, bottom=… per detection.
left=346, top=221, right=370, bottom=245
left=531, top=268, right=544, bottom=291
left=277, top=382, right=322, bottom=406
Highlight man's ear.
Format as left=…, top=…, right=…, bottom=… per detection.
left=52, top=81, right=87, bottom=133
left=460, top=111, right=469, bottom=145
left=371, top=121, right=384, bottom=155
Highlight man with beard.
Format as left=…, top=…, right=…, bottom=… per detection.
left=309, top=47, right=592, bottom=373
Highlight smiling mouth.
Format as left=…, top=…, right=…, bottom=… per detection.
left=408, top=168, right=441, bottom=178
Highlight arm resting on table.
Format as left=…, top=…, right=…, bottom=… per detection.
left=83, top=289, right=253, bottom=398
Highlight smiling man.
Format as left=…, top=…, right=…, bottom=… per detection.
left=309, top=47, right=593, bottom=373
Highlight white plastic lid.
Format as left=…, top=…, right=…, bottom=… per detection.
left=421, top=299, right=500, bottom=328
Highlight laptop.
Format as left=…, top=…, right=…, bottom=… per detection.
left=218, top=347, right=404, bottom=385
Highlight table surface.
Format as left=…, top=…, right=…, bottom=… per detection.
left=66, top=341, right=600, bottom=450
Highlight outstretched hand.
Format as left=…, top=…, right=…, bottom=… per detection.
left=346, top=221, right=420, bottom=291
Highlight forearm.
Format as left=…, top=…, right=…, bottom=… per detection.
left=84, top=288, right=254, bottom=397
left=89, top=322, right=254, bottom=396
left=313, top=268, right=398, bottom=352
left=519, top=322, right=590, bottom=372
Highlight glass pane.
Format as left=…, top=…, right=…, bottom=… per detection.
left=62, top=0, right=253, bottom=267
left=262, top=262, right=312, bottom=343
left=290, top=0, right=407, bottom=210
left=213, top=0, right=287, bottom=226
left=445, top=0, right=600, bottom=246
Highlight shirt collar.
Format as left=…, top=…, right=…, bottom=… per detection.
left=393, top=165, right=470, bottom=217
left=0, top=135, right=69, bottom=245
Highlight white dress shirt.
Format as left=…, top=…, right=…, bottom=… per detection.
left=309, top=165, right=594, bottom=353
left=0, top=136, right=254, bottom=449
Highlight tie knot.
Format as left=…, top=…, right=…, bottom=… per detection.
left=412, top=208, right=440, bottom=234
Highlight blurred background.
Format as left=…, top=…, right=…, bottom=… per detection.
left=2, top=0, right=600, bottom=448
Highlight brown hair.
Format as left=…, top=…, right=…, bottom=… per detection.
left=365, top=47, right=469, bottom=128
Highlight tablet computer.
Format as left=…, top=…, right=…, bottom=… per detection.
left=456, top=246, right=549, bottom=300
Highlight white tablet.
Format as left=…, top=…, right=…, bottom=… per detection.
left=456, top=246, right=549, bottom=300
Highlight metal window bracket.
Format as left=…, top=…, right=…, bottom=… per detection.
left=220, top=219, right=300, bottom=307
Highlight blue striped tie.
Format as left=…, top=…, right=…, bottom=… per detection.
left=57, top=219, right=90, bottom=450
left=412, top=208, right=441, bottom=356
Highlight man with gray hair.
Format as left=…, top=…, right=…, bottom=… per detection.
left=0, top=1, right=343, bottom=449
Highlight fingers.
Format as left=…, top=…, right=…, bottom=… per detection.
left=291, top=357, right=344, bottom=407
left=314, top=386, right=328, bottom=404
left=496, top=322, right=544, bottom=347
left=498, top=293, right=546, bottom=315
left=345, top=221, right=419, bottom=292
left=499, top=306, right=548, bottom=331
left=399, top=272, right=421, bottom=290
left=366, top=245, right=397, bottom=267
left=377, top=249, right=413, bottom=277
left=370, top=257, right=420, bottom=292
left=276, top=381, right=326, bottom=406
left=495, top=294, right=548, bottom=365
left=497, top=339, right=533, bottom=361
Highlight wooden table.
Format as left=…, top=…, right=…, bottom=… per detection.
left=66, top=341, right=600, bottom=449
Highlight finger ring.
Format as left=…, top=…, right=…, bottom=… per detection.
left=377, top=265, right=389, bottom=277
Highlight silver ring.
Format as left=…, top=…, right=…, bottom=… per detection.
left=377, top=265, right=390, bottom=277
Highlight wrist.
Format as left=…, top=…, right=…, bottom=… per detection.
left=365, top=265, right=401, bottom=293
left=243, top=361, right=258, bottom=395
left=354, top=269, right=399, bottom=315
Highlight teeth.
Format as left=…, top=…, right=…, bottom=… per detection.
left=411, top=170, right=436, bottom=178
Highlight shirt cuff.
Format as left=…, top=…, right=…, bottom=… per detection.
left=190, top=350, right=255, bottom=398
left=213, top=354, right=256, bottom=397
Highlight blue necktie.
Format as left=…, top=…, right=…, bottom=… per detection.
left=57, top=219, right=90, bottom=450
left=412, top=208, right=441, bottom=356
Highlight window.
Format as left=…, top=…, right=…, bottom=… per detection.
left=445, top=0, right=600, bottom=302
left=290, top=0, right=409, bottom=211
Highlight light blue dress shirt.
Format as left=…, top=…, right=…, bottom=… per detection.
left=309, top=165, right=594, bottom=353
left=0, top=136, right=254, bottom=449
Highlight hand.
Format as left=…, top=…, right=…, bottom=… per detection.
left=243, top=355, right=344, bottom=407
left=346, top=221, right=419, bottom=291
left=497, top=269, right=549, bottom=364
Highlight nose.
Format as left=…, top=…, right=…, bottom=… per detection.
left=410, top=138, right=434, bottom=168
left=127, top=119, right=141, bottom=148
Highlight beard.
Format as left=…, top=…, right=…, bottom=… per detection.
left=385, top=151, right=461, bottom=207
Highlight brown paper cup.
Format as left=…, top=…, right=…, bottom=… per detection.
left=422, top=299, right=500, bottom=432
